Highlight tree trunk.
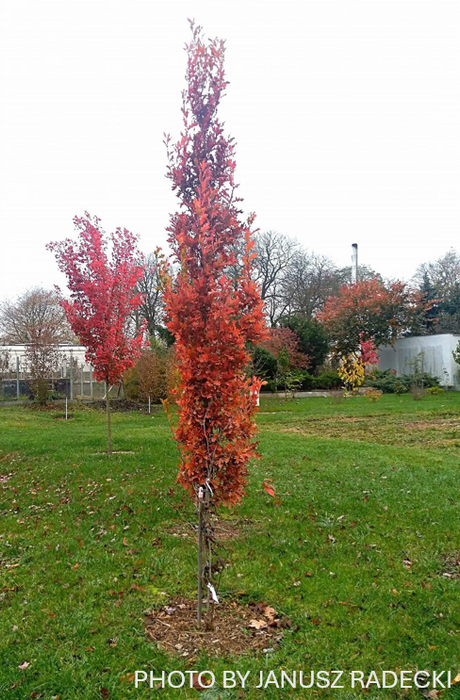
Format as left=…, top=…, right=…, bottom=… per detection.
left=106, top=382, right=112, bottom=456
left=197, top=497, right=203, bottom=628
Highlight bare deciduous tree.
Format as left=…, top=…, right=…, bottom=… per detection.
left=132, top=251, right=164, bottom=337
left=236, top=230, right=383, bottom=327
left=0, top=287, right=73, bottom=344
left=251, top=231, right=299, bottom=325
left=281, top=250, right=338, bottom=320
left=253, top=231, right=298, bottom=299
left=335, top=264, right=382, bottom=287
left=24, top=329, right=62, bottom=405
left=413, top=249, right=460, bottom=333
left=413, top=249, right=460, bottom=296
left=0, top=347, right=11, bottom=380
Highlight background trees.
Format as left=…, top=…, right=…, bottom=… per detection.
left=3, top=203, right=459, bottom=403
left=251, top=230, right=298, bottom=325
left=278, top=316, right=329, bottom=374
left=132, top=250, right=165, bottom=337
left=0, top=287, right=73, bottom=344
left=0, top=287, right=73, bottom=403
left=24, top=328, right=61, bottom=405
left=0, top=347, right=10, bottom=380
left=124, top=340, right=174, bottom=405
left=318, top=278, right=428, bottom=357
left=260, top=327, right=309, bottom=370
left=413, top=249, right=460, bottom=333
left=130, top=245, right=460, bottom=344
left=280, top=250, right=339, bottom=321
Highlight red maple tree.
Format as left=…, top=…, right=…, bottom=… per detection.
left=48, top=213, right=146, bottom=453
left=163, top=22, right=266, bottom=624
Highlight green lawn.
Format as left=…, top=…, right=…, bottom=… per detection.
left=1, top=394, right=460, bottom=699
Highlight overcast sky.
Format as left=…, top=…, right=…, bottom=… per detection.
left=1, top=0, right=459, bottom=300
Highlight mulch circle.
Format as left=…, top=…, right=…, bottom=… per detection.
left=145, top=597, right=291, bottom=659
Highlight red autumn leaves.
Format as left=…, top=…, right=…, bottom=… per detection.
left=162, top=22, right=266, bottom=506
left=47, top=213, right=146, bottom=386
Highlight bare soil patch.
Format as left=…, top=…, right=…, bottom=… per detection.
left=90, top=399, right=159, bottom=413
left=145, top=597, right=290, bottom=659
left=88, top=450, right=135, bottom=456
left=439, top=552, right=460, bottom=580
left=169, top=516, right=243, bottom=542
left=258, top=410, right=292, bottom=415
left=27, top=403, right=62, bottom=411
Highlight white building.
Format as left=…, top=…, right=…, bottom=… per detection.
left=1, top=344, right=91, bottom=375
left=378, top=334, right=460, bottom=388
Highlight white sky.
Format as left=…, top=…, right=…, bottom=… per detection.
left=1, top=0, right=459, bottom=300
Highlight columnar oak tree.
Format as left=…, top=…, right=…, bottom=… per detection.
left=48, top=213, right=146, bottom=454
left=163, top=22, right=266, bottom=625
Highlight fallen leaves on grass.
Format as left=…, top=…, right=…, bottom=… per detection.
left=0, top=471, right=15, bottom=483
left=190, top=672, right=212, bottom=691
left=120, top=673, right=135, bottom=683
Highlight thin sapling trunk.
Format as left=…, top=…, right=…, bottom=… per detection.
left=106, top=382, right=112, bottom=455
left=197, top=496, right=204, bottom=627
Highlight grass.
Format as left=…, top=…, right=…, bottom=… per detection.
left=1, top=394, right=460, bottom=699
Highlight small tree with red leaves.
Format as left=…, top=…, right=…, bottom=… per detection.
left=163, top=22, right=266, bottom=626
left=261, top=327, right=310, bottom=370
left=48, top=213, right=146, bottom=454
left=359, top=334, right=378, bottom=370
